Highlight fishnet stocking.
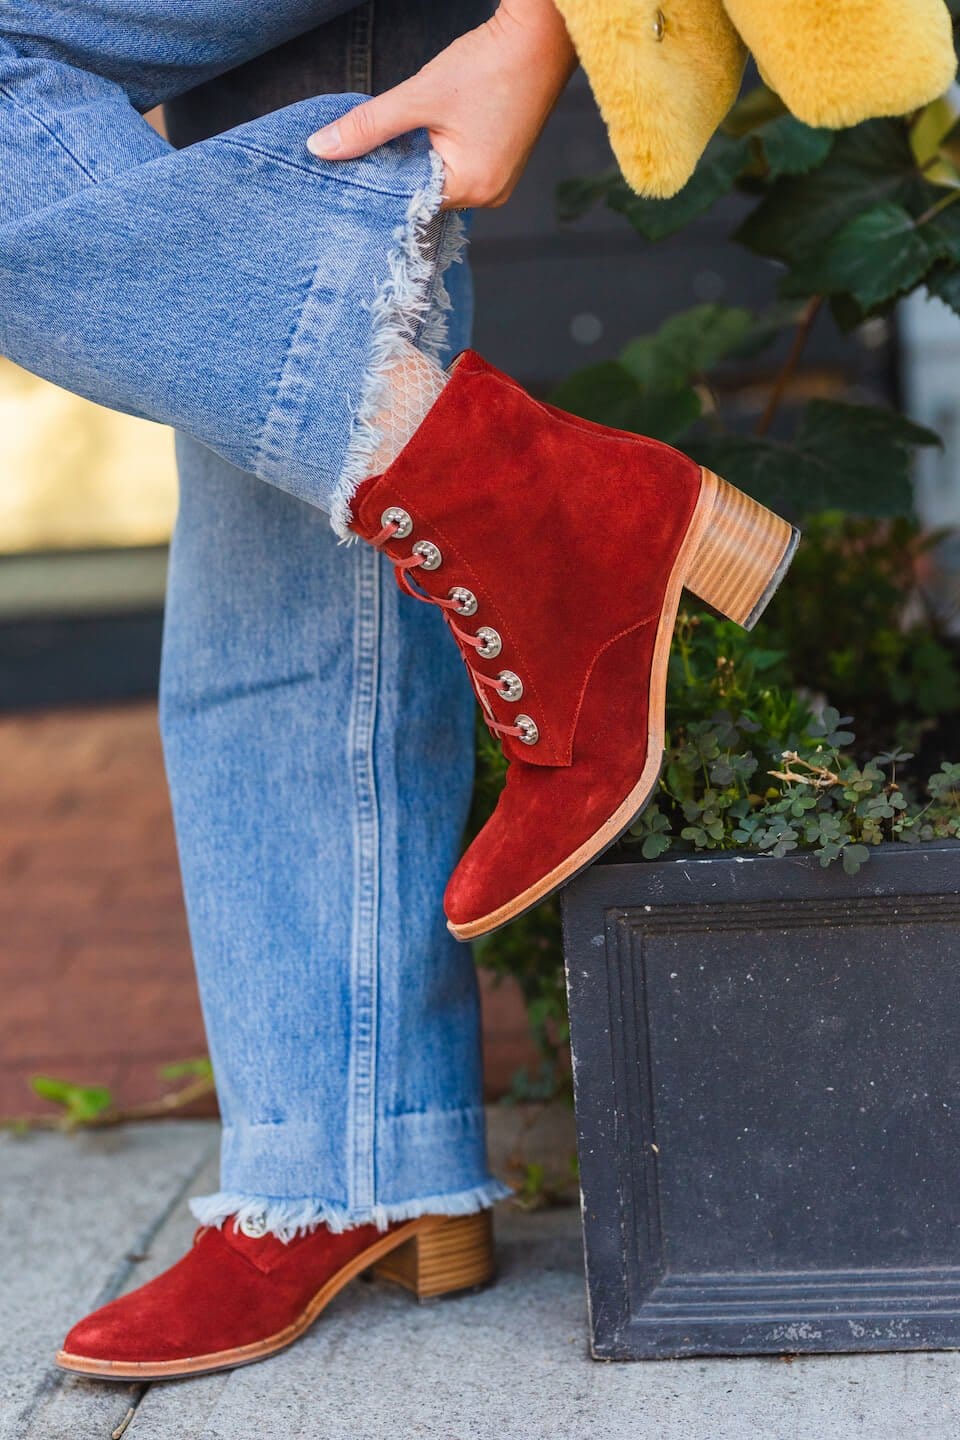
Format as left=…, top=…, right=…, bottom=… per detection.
left=365, top=338, right=448, bottom=477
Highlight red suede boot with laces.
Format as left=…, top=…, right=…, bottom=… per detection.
left=57, top=1211, right=493, bottom=1379
left=350, top=350, right=799, bottom=940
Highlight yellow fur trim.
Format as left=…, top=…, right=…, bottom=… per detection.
left=553, top=0, right=746, bottom=197
left=723, top=0, right=957, bottom=128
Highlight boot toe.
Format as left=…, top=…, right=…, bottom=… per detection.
left=60, top=1292, right=157, bottom=1364
left=445, top=763, right=626, bottom=935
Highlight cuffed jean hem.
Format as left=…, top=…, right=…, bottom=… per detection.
left=188, top=1176, right=513, bottom=1241
left=194, top=1104, right=505, bottom=1238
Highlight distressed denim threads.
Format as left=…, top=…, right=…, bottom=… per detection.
left=0, top=0, right=508, bottom=1235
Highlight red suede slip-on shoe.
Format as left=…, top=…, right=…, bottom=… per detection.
left=350, top=350, right=799, bottom=940
left=56, top=1210, right=494, bottom=1380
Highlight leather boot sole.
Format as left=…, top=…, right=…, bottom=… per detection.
left=448, top=469, right=799, bottom=941
left=56, top=1211, right=494, bottom=1380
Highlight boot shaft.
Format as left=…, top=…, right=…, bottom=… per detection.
left=351, top=351, right=703, bottom=768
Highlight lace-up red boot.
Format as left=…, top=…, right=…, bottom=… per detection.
left=56, top=1211, right=493, bottom=1379
left=351, top=350, right=799, bottom=941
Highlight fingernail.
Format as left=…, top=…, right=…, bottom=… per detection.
left=307, top=124, right=341, bottom=157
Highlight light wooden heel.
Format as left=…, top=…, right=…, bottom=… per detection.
left=685, top=469, right=800, bottom=630
left=372, top=1211, right=495, bottom=1301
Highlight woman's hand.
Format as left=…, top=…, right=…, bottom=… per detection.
left=306, top=0, right=576, bottom=210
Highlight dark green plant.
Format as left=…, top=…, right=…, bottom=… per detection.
left=471, top=615, right=960, bottom=1099
left=630, top=611, right=960, bottom=872
left=4, top=1058, right=216, bottom=1132
left=759, top=513, right=960, bottom=759
left=471, top=67, right=960, bottom=1097
left=553, top=83, right=960, bottom=519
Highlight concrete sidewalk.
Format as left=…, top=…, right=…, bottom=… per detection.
left=1, top=1120, right=954, bottom=1440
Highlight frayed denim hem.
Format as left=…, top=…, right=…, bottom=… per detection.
left=189, top=1176, right=513, bottom=1243
left=329, top=148, right=466, bottom=541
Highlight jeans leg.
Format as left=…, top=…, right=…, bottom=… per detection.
left=152, top=3, right=503, bottom=1232
left=162, top=396, right=506, bottom=1230
left=0, top=2, right=464, bottom=532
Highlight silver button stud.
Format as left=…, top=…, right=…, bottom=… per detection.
left=238, top=1214, right=269, bottom=1239
left=497, top=670, right=524, bottom=702
left=413, top=539, right=442, bottom=571
left=516, top=715, right=540, bottom=746
left=476, top=627, right=502, bottom=660
left=380, top=506, right=413, bottom=539
left=652, top=8, right=665, bottom=40
left=448, top=586, right=478, bottom=617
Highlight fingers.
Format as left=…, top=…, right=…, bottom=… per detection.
left=307, top=84, right=422, bottom=160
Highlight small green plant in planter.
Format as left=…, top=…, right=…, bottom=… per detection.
left=471, top=612, right=960, bottom=1099
left=631, top=611, right=960, bottom=873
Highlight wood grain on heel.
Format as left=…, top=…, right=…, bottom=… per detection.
left=372, top=1211, right=495, bottom=1301
left=685, top=469, right=800, bottom=630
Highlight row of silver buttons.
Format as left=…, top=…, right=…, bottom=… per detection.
left=381, top=506, right=539, bottom=745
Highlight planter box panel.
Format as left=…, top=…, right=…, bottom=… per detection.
left=562, top=843, right=960, bottom=1359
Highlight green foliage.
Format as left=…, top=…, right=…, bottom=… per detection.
left=158, top=1056, right=214, bottom=1082
left=30, top=1075, right=113, bottom=1126
left=558, top=95, right=834, bottom=242
left=472, top=69, right=960, bottom=1098
left=627, top=612, right=960, bottom=873
left=561, top=92, right=960, bottom=324
left=551, top=298, right=940, bottom=520
left=473, top=597, right=960, bottom=1083
left=550, top=303, right=750, bottom=442
left=698, top=403, right=940, bottom=520
left=760, top=514, right=960, bottom=755
left=554, top=84, right=958, bottom=524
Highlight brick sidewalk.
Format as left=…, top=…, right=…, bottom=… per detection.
left=0, top=703, right=535, bottom=1119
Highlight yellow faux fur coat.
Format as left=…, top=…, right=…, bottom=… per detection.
left=553, top=0, right=958, bottom=197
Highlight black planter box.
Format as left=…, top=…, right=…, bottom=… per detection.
left=561, top=840, right=960, bottom=1359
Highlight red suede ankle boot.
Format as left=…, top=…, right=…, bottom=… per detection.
left=56, top=1210, right=494, bottom=1379
left=351, top=351, right=799, bottom=940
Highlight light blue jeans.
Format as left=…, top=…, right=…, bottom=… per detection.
left=0, top=0, right=509, bottom=1233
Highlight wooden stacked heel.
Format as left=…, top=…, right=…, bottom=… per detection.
left=371, top=1211, right=495, bottom=1302
left=685, top=469, right=800, bottom=631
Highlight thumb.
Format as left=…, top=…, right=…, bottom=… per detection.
left=307, top=85, right=422, bottom=161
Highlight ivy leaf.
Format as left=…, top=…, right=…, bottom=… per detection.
left=738, top=120, right=931, bottom=268
left=598, top=133, right=751, bottom=242
left=724, top=88, right=834, bottom=178
left=557, top=85, right=832, bottom=242
left=555, top=166, right=622, bottom=223
left=759, top=117, right=835, bottom=179
left=548, top=361, right=700, bottom=442
left=721, top=302, right=807, bottom=363
left=620, top=305, right=756, bottom=389
left=697, top=401, right=940, bottom=520
left=784, top=202, right=946, bottom=310
left=927, top=261, right=960, bottom=314
left=548, top=361, right=643, bottom=428
left=747, top=647, right=789, bottom=671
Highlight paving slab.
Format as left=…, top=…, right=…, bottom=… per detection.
left=0, top=1121, right=216, bottom=1440
left=1, top=1118, right=958, bottom=1440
